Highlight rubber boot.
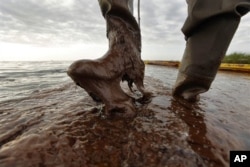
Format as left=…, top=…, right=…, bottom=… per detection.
left=68, top=0, right=150, bottom=117
left=173, top=14, right=241, bottom=102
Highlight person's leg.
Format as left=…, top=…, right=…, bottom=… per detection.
left=98, top=0, right=134, bottom=16
left=68, top=0, right=150, bottom=117
left=173, top=0, right=250, bottom=101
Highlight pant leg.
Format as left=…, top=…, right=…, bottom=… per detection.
left=98, top=0, right=134, bottom=17
left=173, top=0, right=250, bottom=101
left=98, top=0, right=141, bottom=49
left=182, top=0, right=250, bottom=38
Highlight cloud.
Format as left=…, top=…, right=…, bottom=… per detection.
left=0, top=0, right=106, bottom=46
left=139, top=0, right=186, bottom=44
left=0, top=0, right=249, bottom=61
left=0, top=0, right=187, bottom=46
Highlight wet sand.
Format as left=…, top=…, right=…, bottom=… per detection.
left=0, top=65, right=249, bottom=167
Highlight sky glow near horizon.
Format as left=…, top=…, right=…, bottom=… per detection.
left=0, top=0, right=249, bottom=61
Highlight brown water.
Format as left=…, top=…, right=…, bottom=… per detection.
left=0, top=65, right=249, bottom=167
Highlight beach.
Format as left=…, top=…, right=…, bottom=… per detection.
left=0, top=61, right=250, bottom=167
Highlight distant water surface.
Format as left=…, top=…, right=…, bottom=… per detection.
left=0, top=61, right=70, bottom=102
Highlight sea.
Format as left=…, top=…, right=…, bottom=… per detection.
left=0, top=61, right=250, bottom=166
left=0, top=61, right=179, bottom=102
left=0, top=61, right=70, bottom=102
left=0, top=61, right=249, bottom=105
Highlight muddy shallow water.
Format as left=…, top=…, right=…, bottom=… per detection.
left=0, top=64, right=249, bottom=167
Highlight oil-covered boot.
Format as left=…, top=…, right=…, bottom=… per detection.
left=68, top=0, right=150, bottom=117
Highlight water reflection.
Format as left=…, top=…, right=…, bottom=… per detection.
left=170, top=98, right=227, bottom=166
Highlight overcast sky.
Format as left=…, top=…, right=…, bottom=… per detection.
left=0, top=0, right=249, bottom=61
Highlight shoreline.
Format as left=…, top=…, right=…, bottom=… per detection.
left=144, top=60, right=250, bottom=73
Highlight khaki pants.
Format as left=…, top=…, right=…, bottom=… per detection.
left=183, top=0, right=250, bottom=37
left=173, top=0, right=250, bottom=99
